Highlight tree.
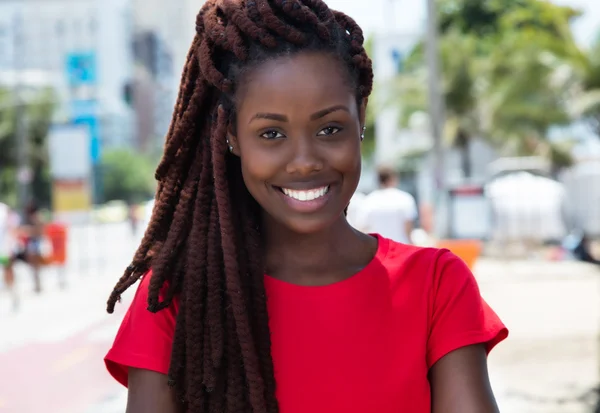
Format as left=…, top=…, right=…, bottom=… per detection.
left=562, top=33, right=600, bottom=138
left=100, top=148, right=157, bottom=204
left=437, top=0, right=580, bottom=40
left=390, top=0, right=578, bottom=178
left=0, top=87, right=56, bottom=207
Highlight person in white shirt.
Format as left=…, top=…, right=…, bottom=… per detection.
left=346, top=191, right=366, bottom=230
left=0, top=202, right=18, bottom=262
left=0, top=202, right=20, bottom=309
left=359, top=167, right=417, bottom=244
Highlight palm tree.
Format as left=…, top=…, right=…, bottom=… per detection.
left=561, top=33, right=600, bottom=138
left=484, top=31, right=571, bottom=152
left=389, top=30, right=485, bottom=179
left=388, top=3, right=576, bottom=178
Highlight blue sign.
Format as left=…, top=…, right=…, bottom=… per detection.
left=70, top=99, right=101, bottom=164
left=66, top=52, right=97, bottom=86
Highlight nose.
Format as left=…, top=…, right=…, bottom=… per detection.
left=285, top=135, right=324, bottom=176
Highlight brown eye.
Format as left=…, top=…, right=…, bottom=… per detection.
left=261, top=130, right=285, bottom=140
left=317, top=126, right=341, bottom=136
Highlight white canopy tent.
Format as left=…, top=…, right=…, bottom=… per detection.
left=485, top=172, right=568, bottom=242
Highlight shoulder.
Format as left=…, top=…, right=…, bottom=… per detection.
left=380, top=236, right=450, bottom=270
left=376, top=236, right=467, bottom=289
left=390, top=189, right=416, bottom=204
left=105, top=270, right=179, bottom=387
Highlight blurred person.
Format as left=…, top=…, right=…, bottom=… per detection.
left=0, top=202, right=11, bottom=266
left=3, top=202, right=45, bottom=297
left=104, top=2, right=507, bottom=413
left=345, top=190, right=366, bottom=230
left=0, top=202, right=19, bottom=309
left=359, top=166, right=418, bottom=244
left=572, top=233, right=600, bottom=265
left=128, top=203, right=139, bottom=236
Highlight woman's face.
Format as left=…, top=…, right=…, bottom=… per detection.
left=230, top=52, right=365, bottom=235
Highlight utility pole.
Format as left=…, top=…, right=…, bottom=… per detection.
left=425, top=0, right=447, bottom=237
left=13, top=11, right=30, bottom=218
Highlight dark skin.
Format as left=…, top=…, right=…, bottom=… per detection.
left=126, top=52, right=500, bottom=413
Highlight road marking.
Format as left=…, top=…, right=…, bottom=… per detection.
left=51, top=346, right=92, bottom=374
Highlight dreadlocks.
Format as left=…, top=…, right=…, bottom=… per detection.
left=106, top=1, right=373, bottom=411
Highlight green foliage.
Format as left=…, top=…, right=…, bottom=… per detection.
left=100, top=148, right=157, bottom=204
left=565, top=34, right=600, bottom=137
left=387, top=0, right=586, bottom=176
left=438, top=0, right=580, bottom=41
left=0, top=87, right=56, bottom=207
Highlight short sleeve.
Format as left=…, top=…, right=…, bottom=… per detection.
left=104, top=271, right=178, bottom=387
left=426, top=251, right=508, bottom=369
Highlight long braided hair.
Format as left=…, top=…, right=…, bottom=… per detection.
left=106, top=1, right=373, bottom=411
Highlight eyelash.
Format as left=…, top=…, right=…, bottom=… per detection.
left=260, top=126, right=342, bottom=140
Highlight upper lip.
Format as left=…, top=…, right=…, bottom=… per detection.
left=274, top=182, right=332, bottom=191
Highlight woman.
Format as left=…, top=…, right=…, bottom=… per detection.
left=105, top=1, right=508, bottom=412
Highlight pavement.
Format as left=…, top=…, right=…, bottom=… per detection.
left=0, top=222, right=136, bottom=413
left=0, top=224, right=599, bottom=412
left=479, top=259, right=600, bottom=413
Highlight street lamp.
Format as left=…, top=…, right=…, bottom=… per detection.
left=424, top=0, right=447, bottom=237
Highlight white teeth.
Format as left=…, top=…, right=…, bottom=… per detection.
left=281, top=186, right=329, bottom=201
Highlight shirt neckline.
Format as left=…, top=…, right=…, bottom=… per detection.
left=263, top=234, right=389, bottom=290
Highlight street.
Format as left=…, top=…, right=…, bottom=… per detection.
left=482, top=259, right=600, bottom=413
left=0, top=223, right=599, bottom=412
left=0, top=222, right=136, bottom=413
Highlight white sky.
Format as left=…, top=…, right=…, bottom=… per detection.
left=324, top=0, right=600, bottom=45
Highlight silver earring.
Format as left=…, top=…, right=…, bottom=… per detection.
left=360, top=126, right=366, bottom=141
left=226, top=138, right=233, bottom=153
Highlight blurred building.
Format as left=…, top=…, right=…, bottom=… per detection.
left=0, top=0, right=136, bottom=206
left=130, top=0, right=200, bottom=152
left=0, top=0, right=135, bottom=152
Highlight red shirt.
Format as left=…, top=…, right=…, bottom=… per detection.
left=105, top=235, right=507, bottom=412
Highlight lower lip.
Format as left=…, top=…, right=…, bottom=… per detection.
left=276, top=187, right=332, bottom=213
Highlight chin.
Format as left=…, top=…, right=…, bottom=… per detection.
left=278, top=214, right=339, bottom=235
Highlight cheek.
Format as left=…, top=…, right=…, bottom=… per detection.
left=328, top=140, right=362, bottom=176
left=238, top=137, right=362, bottom=193
left=239, top=146, right=279, bottom=191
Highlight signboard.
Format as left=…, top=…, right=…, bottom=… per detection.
left=48, top=124, right=92, bottom=214
left=448, top=185, right=492, bottom=240
left=48, top=125, right=91, bottom=180
left=71, top=110, right=101, bottom=164
left=66, top=52, right=97, bottom=86
left=52, top=180, right=92, bottom=213
left=65, top=51, right=100, bottom=164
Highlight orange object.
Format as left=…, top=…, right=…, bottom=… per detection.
left=436, top=239, right=482, bottom=270
left=44, top=223, right=68, bottom=265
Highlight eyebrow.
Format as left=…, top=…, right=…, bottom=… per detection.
left=249, top=105, right=350, bottom=124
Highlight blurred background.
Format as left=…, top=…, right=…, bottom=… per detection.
left=0, top=0, right=599, bottom=412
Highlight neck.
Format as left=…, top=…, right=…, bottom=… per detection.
left=263, top=215, right=364, bottom=282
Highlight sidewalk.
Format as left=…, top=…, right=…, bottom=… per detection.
left=3, top=253, right=599, bottom=412
left=475, top=258, right=600, bottom=413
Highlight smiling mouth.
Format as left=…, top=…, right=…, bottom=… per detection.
left=277, top=185, right=330, bottom=202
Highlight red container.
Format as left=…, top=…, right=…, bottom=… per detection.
left=44, top=223, right=68, bottom=265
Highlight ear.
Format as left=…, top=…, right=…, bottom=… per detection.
left=359, top=98, right=368, bottom=129
left=227, top=126, right=239, bottom=156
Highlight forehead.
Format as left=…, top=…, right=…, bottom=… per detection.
left=236, top=52, right=355, bottom=117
